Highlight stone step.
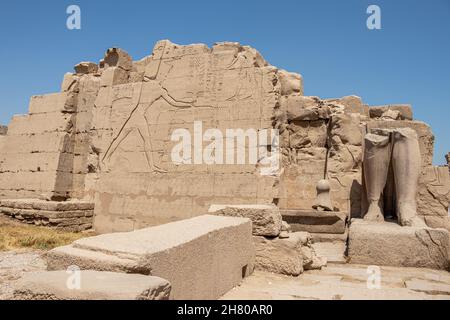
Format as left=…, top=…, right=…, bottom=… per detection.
left=311, top=230, right=348, bottom=243
left=13, top=271, right=171, bottom=300
left=281, top=209, right=348, bottom=234
left=312, top=242, right=347, bottom=264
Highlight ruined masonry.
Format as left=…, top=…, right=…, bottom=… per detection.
left=0, top=40, right=449, bottom=299
left=0, top=40, right=448, bottom=233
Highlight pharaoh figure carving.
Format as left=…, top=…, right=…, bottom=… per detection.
left=363, top=128, right=426, bottom=227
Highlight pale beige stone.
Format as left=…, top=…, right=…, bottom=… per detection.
left=209, top=204, right=282, bottom=237
left=313, top=179, right=334, bottom=211
left=253, top=232, right=325, bottom=276
left=74, top=62, right=98, bottom=75
left=363, top=132, right=391, bottom=222
left=284, top=95, right=330, bottom=121
left=363, top=129, right=425, bottom=227
left=392, top=128, right=425, bottom=227
left=28, top=93, right=76, bottom=115
left=13, top=271, right=171, bottom=300
left=278, top=70, right=303, bottom=96
left=102, top=48, right=133, bottom=71
left=370, top=104, right=413, bottom=120
left=282, top=209, right=347, bottom=234
left=367, top=120, right=434, bottom=166
left=348, top=219, right=450, bottom=270
left=417, top=166, right=450, bottom=220
left=46, top=215, right=255, bottom=300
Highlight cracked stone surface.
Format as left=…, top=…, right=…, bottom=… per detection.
left=221, top=264, right=450, bottom=300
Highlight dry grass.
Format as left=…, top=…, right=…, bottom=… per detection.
left=0, top=216, right=92, bottom=251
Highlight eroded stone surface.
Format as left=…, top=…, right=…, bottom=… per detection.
left=348, top=219, right=450, bottom=270
left=281, top=210, right=347, bottom=234
left=0, top=39, right=447, bottom=237
left=209, top=204, right=282, bottom=237
left=0, top=199, right=94, bottom=232
left=221, top=264, right=450, bottom=300
left=13, top=271, right=171, bottom=300
left=46, top=215, right=255, bottom=300
left=253, top=232, right=326, bottom=276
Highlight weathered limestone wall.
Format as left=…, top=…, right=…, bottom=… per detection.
left=0, top=39, right=448, bottom=233
left=86, top=41, right=282, bottom=233
left=0, top=71, right=100, bottom=201
left=277, top=95, right=367, bottom=217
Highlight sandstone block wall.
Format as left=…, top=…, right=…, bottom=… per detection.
left=0, top=72, right=100, bottom=201
left=0, top=199, right=94, bottom=232
left=85, top=41, right=282, bottom=233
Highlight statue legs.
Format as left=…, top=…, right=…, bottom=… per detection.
left=363, top=133, right=391, bottom=222
left=363, top=128, right=426, bottom=227
left=392, top=128, right=426, bottom=227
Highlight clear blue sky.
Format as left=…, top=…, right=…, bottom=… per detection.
left=0, top=0, right=449, bottom=164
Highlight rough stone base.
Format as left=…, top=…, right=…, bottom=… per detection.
left=348, top=219, right=450, bottom=270
left=281, top=210, right=347, bottom=234
left=209, top=204, right=282, bottom=237
left=0, top=199, right=94, bottom=232
left=46, top=215, right=255, bottom=300
left=13, top=271, right=171, bottom=300
left=253, top=232, right=326, bottom=276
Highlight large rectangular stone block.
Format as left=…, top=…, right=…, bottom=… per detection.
left=348, top=219, right=450, bottom=270
left=28, top=93, right=75, bottom=114
left=46, top=215, right=255, bottom=300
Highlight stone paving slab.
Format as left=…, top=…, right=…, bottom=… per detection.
left=221, top=263, right=450, bottom=300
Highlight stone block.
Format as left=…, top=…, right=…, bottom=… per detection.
left=283, top=95, right=330, bottom=121
left=13, top=271, right=171, bottom=300
left=369, top=104, right=413, bottom=120
left=209, top=204, right=282, bottom=237
left=417, top=166, right=450, bottom=219
left=281, top=210, right=347, bottom=234
left=253, top=232, right=326, bottom=276
left=46, top=215, right=255, bottom=300
left=367, top=120, right=434, bottom=166
left=28, top=93, right=75, bottom=115
left=326, top=96, right=369, bottom=116
left=278, top=70, right=303, bottom=96
left=348, top=219, right=450, bottom=270
left=100, top=67, right=129, bottom=87
left=74, top=62, right=99, bottom=75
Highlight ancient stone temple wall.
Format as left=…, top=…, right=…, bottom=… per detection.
left=0, top=40, right=448, bottom=234
left=85, top=41, right=282, bottom=233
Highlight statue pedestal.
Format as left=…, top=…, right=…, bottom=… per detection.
left=281, top=209, right=347, bottom=234
left=348, top=219, right=450, bottom=270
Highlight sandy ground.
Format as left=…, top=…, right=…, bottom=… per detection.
left=0, top=250, right=46, bottom=299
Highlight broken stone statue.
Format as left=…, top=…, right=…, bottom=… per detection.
left=363, top=128, right=426, bottom=227
left=313, top=179, right=334, bottom=212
